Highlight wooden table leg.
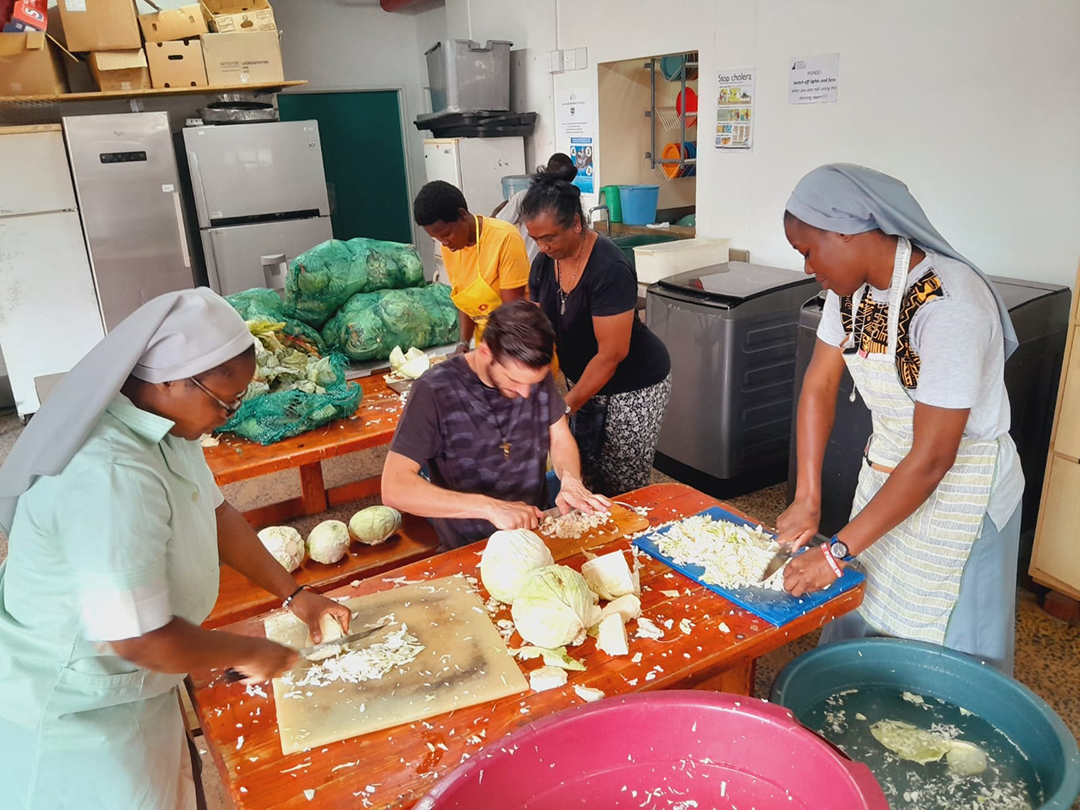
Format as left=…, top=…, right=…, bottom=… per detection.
left=299, top=462, right=329, bottom=516
left=690, top=659, right=757, bottom=696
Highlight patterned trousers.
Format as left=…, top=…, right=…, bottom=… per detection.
left=570, top=374, right=672, bottom=497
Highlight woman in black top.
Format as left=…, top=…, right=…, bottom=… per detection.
left=523, top=174, right=672, bottom=496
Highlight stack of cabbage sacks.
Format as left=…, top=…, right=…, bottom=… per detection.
left=283, top=238, right=427, bottom=327
left=322, top=285, right=459, bottom=362
left=283, top=237, right=458, bottom=362
left=217, top=318, right=362, bottom=445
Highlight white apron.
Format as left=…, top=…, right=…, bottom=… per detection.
left=844, top=238, right=999, bottom=644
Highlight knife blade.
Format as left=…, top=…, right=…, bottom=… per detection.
left=758, top=534, right=833, bottom=583
left=298, top=621, right=391, bottom=660
left=223, top=621, right=392, bottom=683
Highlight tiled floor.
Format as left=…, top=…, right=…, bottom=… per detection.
left=1, top=409, right=1078, bottom=808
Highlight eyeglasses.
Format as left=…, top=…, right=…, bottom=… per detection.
left=189, top=376, right=245, bottom=416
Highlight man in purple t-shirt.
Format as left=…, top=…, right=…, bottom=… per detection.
left=382, top=300, right=610, bottom=548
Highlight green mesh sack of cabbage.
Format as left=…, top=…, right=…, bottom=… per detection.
left=284, top=238, right=425, bottom=327
left=225, top=288, right=327, bottom=355
left=321, top=284, right=459, bottom=362
left=217, top=321, right=362, bottom=445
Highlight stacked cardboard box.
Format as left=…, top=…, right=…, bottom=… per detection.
left=199, top=0, right=282, bottom=86
left=0, top=0, right=285, bottom=96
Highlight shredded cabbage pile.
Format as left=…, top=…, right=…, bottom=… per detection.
left=653, top=515, right=785, bottom=591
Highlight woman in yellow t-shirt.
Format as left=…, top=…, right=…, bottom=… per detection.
left=414, top=181, right=530, bottom=350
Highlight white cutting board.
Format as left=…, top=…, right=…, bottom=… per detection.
left=265, top=575, right=528, bottom=755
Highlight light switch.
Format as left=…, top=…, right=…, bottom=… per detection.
left=574, top=47, right=588, bottom=70
left=549, top=49, right=564, bottom=74
left=563, top=50, right=576, bottom=72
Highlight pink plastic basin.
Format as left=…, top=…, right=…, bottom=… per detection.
left=416, top=691, right=888, bottom=809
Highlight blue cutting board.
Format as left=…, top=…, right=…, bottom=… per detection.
left=632, top=506, right=865, bottom=627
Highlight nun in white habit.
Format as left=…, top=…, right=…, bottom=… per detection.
left=0, top=288, right=350, bottom=809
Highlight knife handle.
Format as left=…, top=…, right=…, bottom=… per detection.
left=224, top=668, right=247, bottom=683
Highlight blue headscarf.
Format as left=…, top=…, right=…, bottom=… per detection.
left=786, top=163, right=1018, bottom=359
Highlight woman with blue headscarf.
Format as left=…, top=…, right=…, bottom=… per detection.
left=777, top=164, right=1023, bottom=675
left=0, top=288, right=350, bottom=808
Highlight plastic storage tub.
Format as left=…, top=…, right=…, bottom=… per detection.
left=500, top=174, right=531, bottom=200
left=773, top=639, right=1080, bottom=809
left=633, top=237, right=730, bottom=284
left=425, top=39, right=513, bottom=114
left=618, top=184, right=660, bottom=225
left=417, top=691, right=888, bottom=809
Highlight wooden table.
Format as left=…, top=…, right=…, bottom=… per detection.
left=189, top=483, right=864, bottom=809
left=203, top=375, right=404, bottom=529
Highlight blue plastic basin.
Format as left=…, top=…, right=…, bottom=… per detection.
left=771, top=638, right=1080, bottom=809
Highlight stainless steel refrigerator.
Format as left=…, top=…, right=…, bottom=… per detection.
left=182, top=121, right=333, bottom=296
left=63, top=112, right=196, bottom=331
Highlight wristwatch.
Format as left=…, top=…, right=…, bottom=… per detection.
left=829, top=536, right=852, bottom=561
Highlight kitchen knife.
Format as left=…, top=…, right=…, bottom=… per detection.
left=758, top=534, right=833, bottom=583
left=224, top=621, right=391, bottom=682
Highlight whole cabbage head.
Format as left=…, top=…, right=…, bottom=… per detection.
left=349, top=505, right=402, bottom=545
left=480, top=529, right=555, bottom=604
left=307, top=520, right=350, bottom=564
left=511, top=564, right=601, bottom=648
left=257, top=525, right=305, bottom=572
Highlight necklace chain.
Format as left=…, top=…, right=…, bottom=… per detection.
left=556, top=232, right=588, bottom=316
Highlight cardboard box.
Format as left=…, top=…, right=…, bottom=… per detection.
left=3, top=0, right=47, bottom=33
left=138, top=3, right=206, bottom=43
left=201, top=30, right=281, bottom=86
left=200, top=0, right=274, bottom=34
left=58, top=0, right=140, bottom=53
left=88, top=48, right=150, bottom=92
left=0, top=31, right=70, bottom=95
left=146, top=38, right=206, bottom=88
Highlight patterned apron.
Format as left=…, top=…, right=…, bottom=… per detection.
left=844, top=238, right=999, bottom=644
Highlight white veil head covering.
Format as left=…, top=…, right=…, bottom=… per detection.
left=785, top=163, right=1018, bottom=359
left=0, top=287, right=253, bottom=534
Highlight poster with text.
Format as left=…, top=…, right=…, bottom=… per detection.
left=556, top=87, right=595, bottom=193
left=715, top=67, right=755, bottom=150
left=788, top=53, right=840, bottom=104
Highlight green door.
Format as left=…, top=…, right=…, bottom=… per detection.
left=278, top=90, right=413, bottom=244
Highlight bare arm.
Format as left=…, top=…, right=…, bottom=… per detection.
left=108, top=617, right=296, bottom=681
left=456, top=310, right=475, bottom=349
left=215, top=501, right=351, bottom=644
left=500, top=286, right=527, bottom=304
left=381, top=450, right=542, bottom=530
left=784, top=401, right=969, bottom=596
left=563, top=311, right=633, bottom=413
left=549, top=416, right=611, bottom=513
left=775, top=339, right=845, bottom=547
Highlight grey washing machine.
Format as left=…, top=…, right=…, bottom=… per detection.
left=646, top=262, right=819, bottom=495
left=786, top=276, right=1070, bottom=584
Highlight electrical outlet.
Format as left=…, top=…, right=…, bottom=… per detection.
left=563, top=50, right=576, bottom=72
left=549, top=49, right=564, bottom=74
left=574, top=47, right=588, bottom=70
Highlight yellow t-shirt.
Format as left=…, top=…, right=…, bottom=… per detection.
left=441, top=216, right=530, bottom=297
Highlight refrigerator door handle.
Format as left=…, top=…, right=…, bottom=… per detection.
left=188, top=151, right=210, bottom=226
left=261, top=253, right=288, bottom=290
left=172, top=192, right=191, bottom=269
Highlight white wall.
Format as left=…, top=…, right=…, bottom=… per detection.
left=428, top=0, right=1080, bottom=286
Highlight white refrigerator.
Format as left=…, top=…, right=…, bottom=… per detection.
left=0, top=125, right=106, bottom=417
left=183, top=121, right=334, bottom=296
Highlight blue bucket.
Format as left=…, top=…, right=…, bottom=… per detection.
left=772, top=639, right=1080, bottom=809
left=618, top=184, right=660, bottom=226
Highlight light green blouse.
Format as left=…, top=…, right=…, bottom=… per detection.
left=0, top=395, right=223, bottom=807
